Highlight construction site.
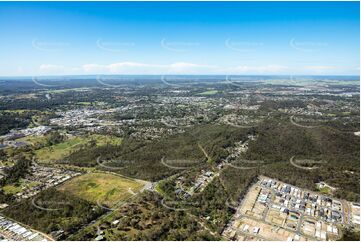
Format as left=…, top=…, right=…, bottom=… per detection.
left=223, top=176, right=358, bottom=241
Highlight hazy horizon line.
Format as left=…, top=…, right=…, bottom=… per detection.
left=0, top=74, right=360, bottom=79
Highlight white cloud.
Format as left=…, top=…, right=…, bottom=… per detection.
left=34, top=62, right=357, bottom=76
left=303, top=65, right=360, bottom=75
left=82, top=62, right=215, bottom=74
left=304, top=65, right=337, bottom=73
left=82, top=64, right=107, bottom=73
left=225, top=64, right=288, bottom=74
left=108, top=62, right=162, bottom=73
left=39, top=64, right=65, bottom=74
left=168, top=62, right=215, bottom=74
left=16, top=66, right=25, bottom=74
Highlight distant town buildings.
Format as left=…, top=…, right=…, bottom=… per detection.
left=0, top=216, right=49, bottom=241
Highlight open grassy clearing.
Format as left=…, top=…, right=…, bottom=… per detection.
left=1, top=184, right=22, bottom=194
left=16, top=134, right=49, bottom=146
left=1, top=109, right=38, bottom=114
left=35, top=134, right=122, bottom=162
left=1, top=179, right=41, bottom=195
left=57, top=172, right=145, bottom=207
left=316, top=186, right=333, bottom=195
left=0, top=160, right=14, bottom=167
left=90, top=134, right=122, bottom=146
left=75, top=101, right=107, bottom=106
left=43, top=87, right=91, bottom=94
left=197, top=90, right=218, bottom=95
left=35, top=136, right=86, bottom=161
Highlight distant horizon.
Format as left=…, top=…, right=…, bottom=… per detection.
left=0, top=74, right=360, bottom=79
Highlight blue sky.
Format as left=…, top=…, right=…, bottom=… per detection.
left=0, top=1, right=359, bottom=76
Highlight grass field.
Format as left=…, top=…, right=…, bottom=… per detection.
left=44, top=87, right=91, bottom=93
left=35, top=136, right=85, bottom=161
left=2, top=185, right=22, bottom=195
left=17, top=134, right=49, bottom=147
left=35, top=134, right=122, bottom=162
left=1, top=109, right=37, bottom=113
left=57, top=173, right=145, bottom=207
left=197, top=90, right=218, bottom=95
left=317, top=186, right=333, bottom=195
left=0, top=160, right=15, bottom=167
left=90, top=134, right=122, bottom=146
left=2, top=179, right=41, bottom=195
